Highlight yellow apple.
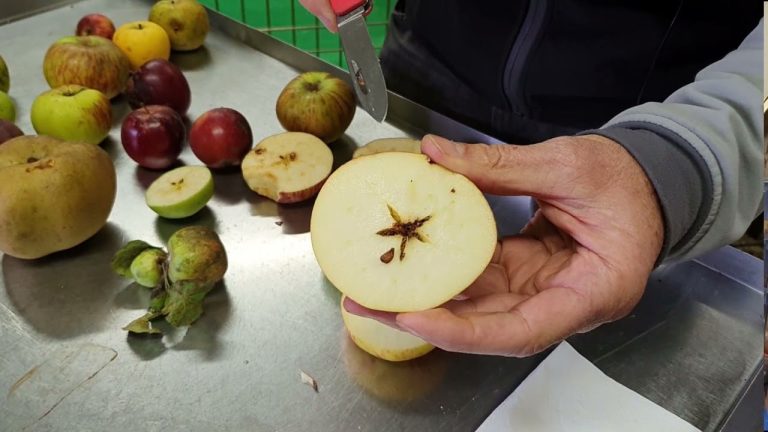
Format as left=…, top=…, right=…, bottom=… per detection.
left=113, top=21, right=171, bottom=69
left=0, top=136, right=116, bottom=259
left=149, top=0, right=210, bottom=51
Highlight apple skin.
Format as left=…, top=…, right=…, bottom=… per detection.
left=0, top=55, right=9, bottom=93
left=149, top=0, right=210, bottom=51
left=76, top=13, right=116, bottom=39
left=31, top=85, right=112, bottom=145
left=0, top=135, right=116, bottom=259
left=43, top=35, right=131, bottom=99
left=113, top=21, right=171, bottom=70
left=189, top=108, right=252, bottom=168
left=121, top=105, right=185, bottom=169
left=125, top=59, right=191, bottom=114
left=276, top=71, right=356, bottom=143
left=0, top=119, right=23, bottom=145
left=0, top=91, right=15, bottom=122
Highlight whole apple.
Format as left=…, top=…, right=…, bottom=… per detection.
left=0, top=91, right=15, bottom=122
left=149, top=0, right=210, bottom=51
left=31, top=85, right=111, bottom=145
left=0, top=119, right=23, bottom=145
left=276, top=71, right=356, bottom=143
left=125, top=59, right=191, bottom=114
left=121, top=105, right=185, bottom=169
left=0, top=135, right=116, bottom=259
left=76, top=13, right=116, bottom=39
left=113, top=21, right=171, bottom=70
left=43, top=35, right=131, bottom=98
left=0, top=55, right=9, bottom=93
left=189, top=107, right=252, bottom=168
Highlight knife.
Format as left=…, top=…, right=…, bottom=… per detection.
left=330, top=0, right=389, bottom=122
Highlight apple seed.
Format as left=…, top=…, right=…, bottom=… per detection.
left=255, top=148, right=265, bottom=155
left=380, top=248, right=395, bottom=264
left=376, top=204, right=431, bottom=261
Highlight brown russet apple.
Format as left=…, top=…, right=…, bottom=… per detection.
left=0, top=135, right=116, bottom=259
left=276, top=71, right=356, bottom=143
left=43, top=35, right=131, bottom=99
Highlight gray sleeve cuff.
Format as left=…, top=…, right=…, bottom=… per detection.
left=578, top=125, right=713, bottom=263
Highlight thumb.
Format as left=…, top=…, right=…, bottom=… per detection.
left=420, top=134, right=571, bottom=198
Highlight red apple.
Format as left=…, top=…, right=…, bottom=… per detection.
left=121, top=105, right=185, bottom=169
left=125, top=59, right=191, bottom=114
left=76, top=14, right=116, bottom=39
left=0, top=119, right=22, bottom=145
left=189, top=108, right=252, bottom=168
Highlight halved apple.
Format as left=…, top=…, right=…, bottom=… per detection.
left=145, top=165, right=213, bottom=219
left=311, top=152, right=497, bottom=312
left=341, top=295, right=433, bottom=362
left=352, top=137, right=421, bottom=159
left=241, top=132, right=333, bottom=203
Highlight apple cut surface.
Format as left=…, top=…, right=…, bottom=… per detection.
left=352, top=138, right=421, bottom=159
left=241, top=132, right=333, bottom=203
left=341, top=296, right=433, bottom=362
left=311, top=152, right=497, bottom=312
left=145, top=165, right=213, bottom=219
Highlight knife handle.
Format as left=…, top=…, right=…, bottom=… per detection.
left=330, top=0, right=372, bottom=17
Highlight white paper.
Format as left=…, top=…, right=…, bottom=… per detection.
left=476, top=342, right=701, bottom=432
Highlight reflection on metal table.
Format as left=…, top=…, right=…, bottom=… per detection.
left=0, top=1, right=762, bottom=431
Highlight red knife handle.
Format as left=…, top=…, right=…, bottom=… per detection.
left=330, top=0, right=371, bottom=17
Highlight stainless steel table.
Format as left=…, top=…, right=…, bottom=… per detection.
left=0, top=1, right=763, bottom=431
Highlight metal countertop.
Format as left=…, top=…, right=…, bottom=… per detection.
left=0, top=1, right=763, bottom=431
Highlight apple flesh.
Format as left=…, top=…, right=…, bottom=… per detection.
left=145, top=165, right=214, bottom=219
left=276, top=71, right=355, bottom=143
left=43, top=35, right=130, bottom=99
left=341, top=296, right=433, bottom=362
left=31, top=85, right=112, bottom=145
left=121, top=105, right=185, bottom=169
left=0, top=120, right=23, bottom=145
left=311, top=152, right=497, bottom=312
left=76, top=13, right=116, bottom=39
left=125, top=59, right=191, bottom=114
left=241, top=132, right=333, bottom=204
left=353, top=138, right=422, bottom=159
left=0, top=135, right=116, bottom=259
left=189, top=107, right=253, bottom=168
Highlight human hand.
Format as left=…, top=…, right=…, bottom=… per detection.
left=298, top=0, right=338, bottom=32
left=344, top=134, right=664, bottom=356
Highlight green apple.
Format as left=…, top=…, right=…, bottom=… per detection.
left=31, top=85, right=112, bottom=145
left=341, top=295, right=434, bottom=362
left=130, top=247, right=167, bottom=287
left=149, top=0, right=210, bottom=51
left=311, top=152, right=497, bottom=312
left=276, top=71, right=356, bottom=143
left=0, top=135, right=116, bottom=259
left=145, top=165, right=214, bottom=219
left=0, top=55, right=9, bottom=93
left=43, top=36, right=131, bottom=99
left=0, top=91, right=15, bottom=122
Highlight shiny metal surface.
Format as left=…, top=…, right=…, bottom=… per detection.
left=337, top=5, right=389, bottom=122
left=0, top=1, right=762, bottom=431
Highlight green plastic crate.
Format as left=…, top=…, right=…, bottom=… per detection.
left=199, top=0, right=395, bottom=69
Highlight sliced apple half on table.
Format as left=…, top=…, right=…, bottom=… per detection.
left=352, top=137, right=422, bottom=159
left=241, top=131, right=333, bottom=204
left=311, top=152, right=498, bottom=312
left=341, top=295, right=433, bottom=362
left=145, top=165, right=214, bottom=219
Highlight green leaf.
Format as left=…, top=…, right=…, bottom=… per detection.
left=162, top=280, right=214, bottom=327
left=122, top=311, right=162, bottom=335
left=111, top=240, right=156, bottom=278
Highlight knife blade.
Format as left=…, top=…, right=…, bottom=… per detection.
left=330, top=0, right=388, bottom=122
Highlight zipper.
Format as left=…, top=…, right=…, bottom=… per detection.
left=502, top=0, right=549, bottom=117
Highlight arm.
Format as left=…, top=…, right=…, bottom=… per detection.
left=589, top=20, right=764, bottom=262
